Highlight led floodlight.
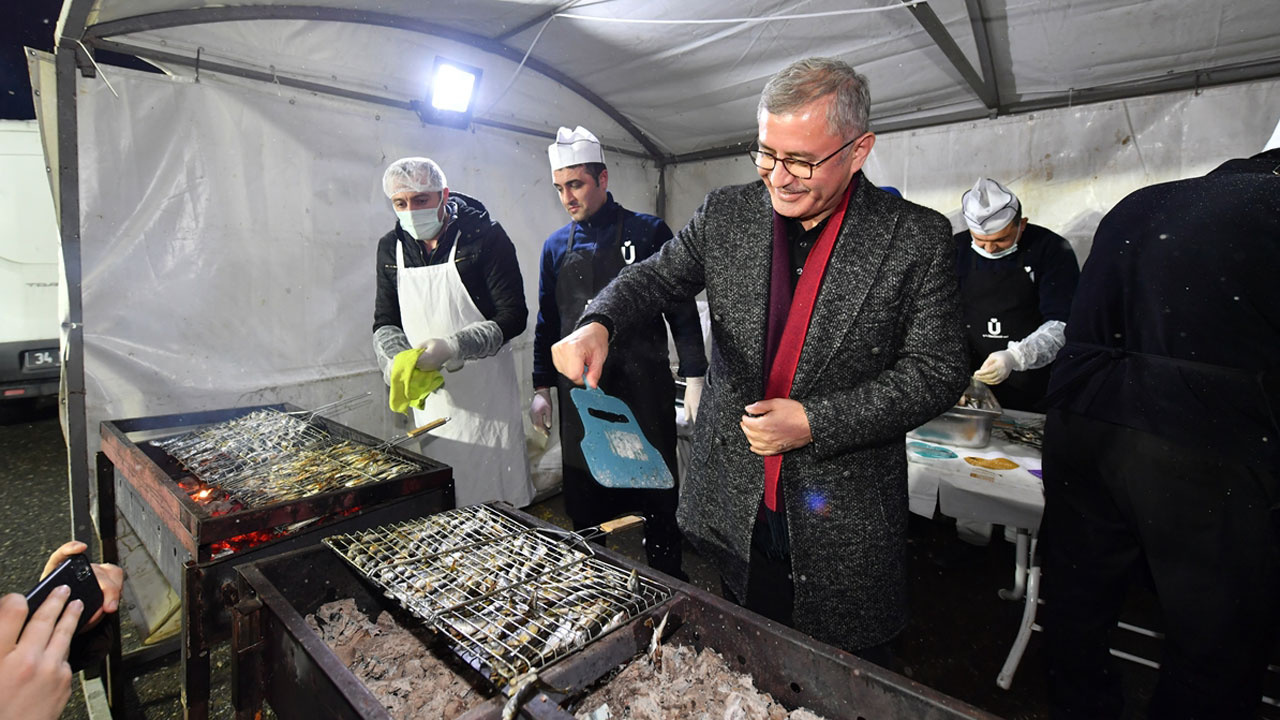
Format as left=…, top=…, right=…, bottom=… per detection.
left=413, top=57, right=483, bottom=129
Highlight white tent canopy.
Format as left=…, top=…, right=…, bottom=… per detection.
left=33, top=0, right=1280, bottom=541
left=73, top=0, right=1280, bottom=158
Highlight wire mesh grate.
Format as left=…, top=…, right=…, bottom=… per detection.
left=437, top=556, right=668, bottom=680
left=152, top=409, right=424, bottom=507
left=324, top=506, right=671, bottom=687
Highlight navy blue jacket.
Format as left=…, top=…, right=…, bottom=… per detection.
left=533, top=195, right=707, bottom=388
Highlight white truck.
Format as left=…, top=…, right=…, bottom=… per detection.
left=0, top=120, right=61, bottom=401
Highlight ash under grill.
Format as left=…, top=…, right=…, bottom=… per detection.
left=153, top=408, right=425, bottom=508
left=233, top=512, right=1000, bottom=720
left=324, top=506, right=671, bottom=687
left=572, top=642, right=829, bottom=719
left=308, top=598, right=496, bottom=719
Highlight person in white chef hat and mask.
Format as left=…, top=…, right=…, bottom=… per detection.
left=529, top=126, right=707, bottom=579
left=372, top=156, right=534, bottom=508
left=953, top=177, right=1080, bottom=411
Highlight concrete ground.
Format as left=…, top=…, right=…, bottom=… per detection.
left=2, top=398, right=1275, bottom=719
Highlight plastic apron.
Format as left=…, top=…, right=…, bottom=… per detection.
left=960, top=251, right=1050, bottom=411
left=396, top=239, right=533, bottom=508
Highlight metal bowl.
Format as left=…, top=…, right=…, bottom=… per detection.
left=907, top=405, right=1002, bottom=448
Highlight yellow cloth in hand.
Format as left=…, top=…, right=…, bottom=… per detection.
left=389, top=349, right=445, bottom=413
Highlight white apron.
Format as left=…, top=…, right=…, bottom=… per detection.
left=396, top=239, right=533, bottom=507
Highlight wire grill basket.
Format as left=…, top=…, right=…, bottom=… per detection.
left=152, top=409, right=424, bottom=507
left=324, top=505, right=671, bottom=687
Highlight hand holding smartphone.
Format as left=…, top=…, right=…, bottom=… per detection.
left=25, top=554, right=104, bottom=634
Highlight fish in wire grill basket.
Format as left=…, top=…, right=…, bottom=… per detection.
left=991, top=414, right=1046, bottom=449
left=151, top=409, right=423, bottom=507
left=323, top=505, right=672, bottom=689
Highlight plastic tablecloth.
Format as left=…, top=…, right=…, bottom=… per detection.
left=906, top=409, right=1045, bottom=532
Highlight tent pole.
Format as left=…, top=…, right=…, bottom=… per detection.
left=964, top=0, right=1002, bottom=111
left=656, top=163, right=667, bottom=220
left=899, top=0, right=997, bottom=110
left=54, top=24, right=91, bottom=545
left=669, top=55, right=1280, bottom=166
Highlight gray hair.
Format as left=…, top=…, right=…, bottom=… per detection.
left=758, top=57, right=871, bottom=139
left=382, top=157, right=447, bottom=198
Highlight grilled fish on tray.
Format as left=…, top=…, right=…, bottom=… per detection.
left=152, top=409, right=422, bottom=508
left=324, top=505, right=671, bottom=689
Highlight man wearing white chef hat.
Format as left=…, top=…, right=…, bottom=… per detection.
left=954, top=177, right=1080, bottom=410
left=530, top=126, right=706, bottom=580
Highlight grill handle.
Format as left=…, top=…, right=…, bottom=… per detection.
left=596, top=514, right=645, bottom=535
left=407, top=416, right=451, bottom=438
left=571, top=514, right=646, bottom=544
left=530, top=513, right=648, bottom=558
left=376, top=416, right=451, bottom=450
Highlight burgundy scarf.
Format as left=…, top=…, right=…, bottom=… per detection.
left=760, top=178, right=856, bottom=511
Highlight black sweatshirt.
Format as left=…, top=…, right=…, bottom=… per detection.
left=373, top=191, right=527, bottom=342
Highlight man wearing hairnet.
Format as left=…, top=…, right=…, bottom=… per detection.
left=954, top=178, right=1079, bottom=410
left=531, top=126, right=707, bottom=580
left=373, top=157, right=533, bottom=507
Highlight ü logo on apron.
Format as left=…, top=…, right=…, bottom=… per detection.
left=621, top=239, right=636, bottom=265
left=986, top=317, right=1004, bottom=338
left=960, top=247, right=1052, bottom=408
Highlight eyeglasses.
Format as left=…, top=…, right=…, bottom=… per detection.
left=748, top=135, right=861, bottom=179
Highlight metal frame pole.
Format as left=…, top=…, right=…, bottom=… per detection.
left=54, top=40, right=90, bottom=544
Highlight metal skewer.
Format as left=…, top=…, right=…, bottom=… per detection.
left=287, top=392, right=374, bottom=421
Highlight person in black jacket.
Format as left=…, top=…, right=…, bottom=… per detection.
left=373, top=157, right=532, bottom=507
left=1040, top=132, right=1280, bottom=719
left=372, top=161, right=527, bottom=374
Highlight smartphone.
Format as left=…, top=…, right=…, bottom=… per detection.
left=24, top=554, right=104, bottom=633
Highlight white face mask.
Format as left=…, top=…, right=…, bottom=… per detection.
left=396, top=205, right=445, bottom=241
left=970, top=240, right=1019, bottom=260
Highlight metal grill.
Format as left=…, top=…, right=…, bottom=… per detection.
left=323, top=506, right=671, bottom=687
left=152, top=409, right=423, bottom=507
left=992, top=414, right=1045, bottom=449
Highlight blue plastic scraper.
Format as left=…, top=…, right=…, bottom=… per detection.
left=570, top=383, right=674, bottom=490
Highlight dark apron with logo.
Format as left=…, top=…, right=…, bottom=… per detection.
left=553, top=213, right=682, bottom=573
left=961, top=254, right=1050, bottom=411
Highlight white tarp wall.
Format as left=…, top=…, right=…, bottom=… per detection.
left=667, top=78, right=1280, bottom=262
left=42, top=44, right=1280, bottom=480
left=58, top=59, right=660, bottom=476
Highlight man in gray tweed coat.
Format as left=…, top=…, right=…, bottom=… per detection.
left=552, top=57, right=967, bottom=661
